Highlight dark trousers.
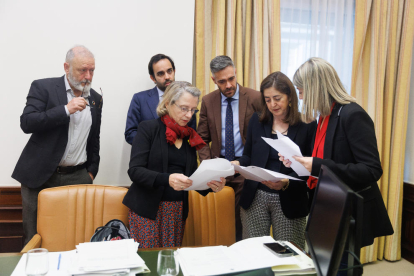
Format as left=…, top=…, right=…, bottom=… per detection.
left=225, top=174, right=245, bottom=242
left=21, top=168, right=93, bottom=246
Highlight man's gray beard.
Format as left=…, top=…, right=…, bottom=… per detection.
left=68, top=72, right=91, bottom=94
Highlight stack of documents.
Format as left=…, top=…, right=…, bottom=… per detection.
left=72, top=239, right=147, bottom=274
left=176, top=236, right=314, bottom=276
left=12, top=239, right=149, bottom=276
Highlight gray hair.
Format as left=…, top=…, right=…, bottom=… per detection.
left=210, top=55, right=235, bottom=75
left=156, top=81, right=201, bottom=117
left=65, top=45, right=94, bottom=63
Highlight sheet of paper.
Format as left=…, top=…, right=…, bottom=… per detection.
left=229, top=236, right=297, bottom=270
left=76, top=239, right=144, bottom=271
left=12, top=250, right=76, bottom=276
left=232, top=164, right=303, bottom=182
left=178, top=246, right=239, bottom=276
left=262, top=132, right=310, bottom=176
left=71, top=265, right=150, bottom=275
left=187, top=158, right=235, bottom=190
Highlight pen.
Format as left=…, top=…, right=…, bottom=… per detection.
left=82, top=97, right=90, bottom=106
left=57, top=253, right=61, bottom=270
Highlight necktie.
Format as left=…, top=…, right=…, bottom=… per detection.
left=225, top=97, right=235, bottom=161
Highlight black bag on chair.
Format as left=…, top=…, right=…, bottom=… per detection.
left=90, top=219, right=131, bottom=242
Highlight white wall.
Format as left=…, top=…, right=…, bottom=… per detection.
left=404, top=42, right=414, bottom=185
left=0, top=0, right=195, bottom=186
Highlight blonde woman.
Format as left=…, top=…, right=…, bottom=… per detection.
left=123, top=81, right=226, bottom=248
left=280, top=57, right=393, bottom=249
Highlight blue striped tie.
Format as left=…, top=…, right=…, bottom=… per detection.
left=225, top=98, right=235, bottom=161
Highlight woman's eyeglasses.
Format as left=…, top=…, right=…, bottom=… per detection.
left=174, top=103, right=199, bottom=114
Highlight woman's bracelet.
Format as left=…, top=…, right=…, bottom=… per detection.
left=281, top=180, right=290, bottom=191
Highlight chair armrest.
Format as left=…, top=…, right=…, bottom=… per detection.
left=21, top=234, right=42, bottom=253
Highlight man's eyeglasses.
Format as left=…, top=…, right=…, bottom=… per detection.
left=174, top=103, right=199, bottom=114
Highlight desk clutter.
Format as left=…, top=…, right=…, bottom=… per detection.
left=11, top=239, right=149, bottom=276
left=11, top=237, right=314, bottom=276
left=177, top=236, right=315, bottom=276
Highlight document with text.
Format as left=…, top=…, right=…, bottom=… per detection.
left=76, top=239, right=144, bottom=272
left=262, top=131, right=310, bottom=176
left=232, top=164, right=303, bottom=182
left=187, top=158, right=234, bottom=190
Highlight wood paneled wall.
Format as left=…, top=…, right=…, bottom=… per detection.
left=0, top=187, right=24, bottom=253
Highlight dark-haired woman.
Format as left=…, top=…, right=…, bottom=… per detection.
left=232, top=72, right=316, bottom=247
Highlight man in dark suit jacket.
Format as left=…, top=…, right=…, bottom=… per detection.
left=12, top=46, right=103, bottom=245
left=197, top=55, right=261, bottom=241
left=124, top=54, right=196, bottom=144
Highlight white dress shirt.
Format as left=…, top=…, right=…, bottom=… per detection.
left=59, top=75, right=92, bottom=166
left=156, top=86, right=164, bottom=99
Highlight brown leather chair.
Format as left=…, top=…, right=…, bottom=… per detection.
left=21, top=185, right=129, bottom=252
left=182, top=186, right=235, bottom=247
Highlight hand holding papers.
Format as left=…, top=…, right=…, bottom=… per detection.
left=232, top=164, right=302, bottom=182
left=262, top=131, right=310, bottom=176
left=187, top=158, right=234, bottom=190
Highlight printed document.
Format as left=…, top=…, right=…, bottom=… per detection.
left=262, top=131, right=310, bottom=176
left=187, top=158, right=234, bottom=190
left=76, top=239, right=144, bottom=272
left=232, top=164, right=303, bottom=182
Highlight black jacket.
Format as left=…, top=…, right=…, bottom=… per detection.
left=238, top=113, right=316, bottom=219
left=123, top=118, right=209, bottom=220
left=12, top=76, right=102, bottom=188
left=311, top=102, right=394, bottom=247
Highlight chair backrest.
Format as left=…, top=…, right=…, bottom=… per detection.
left=182, top=186, right=235, bottom=247
left=37, top=185, right=129, bottom=251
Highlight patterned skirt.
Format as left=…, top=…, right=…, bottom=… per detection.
left=128, top=201, right=185, bottom=248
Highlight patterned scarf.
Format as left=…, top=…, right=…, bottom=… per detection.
left=160, top=114, right=206, bottom=150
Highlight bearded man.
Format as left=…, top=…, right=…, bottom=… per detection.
left=124, top=54, right=196, bottom=145
left=197, top=55, right=261, bottom=241
left=12, top=45, right=103, bottom=245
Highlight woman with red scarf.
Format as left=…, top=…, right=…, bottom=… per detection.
left=123, top=81, right=226, bottom=248
left=280, top=57, right=393, bottom=249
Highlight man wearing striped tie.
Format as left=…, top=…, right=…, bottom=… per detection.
left=197, top=55, right=261, bottom=241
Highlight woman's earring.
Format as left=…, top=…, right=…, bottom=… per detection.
left=289, top=102, right=291, bottom=107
